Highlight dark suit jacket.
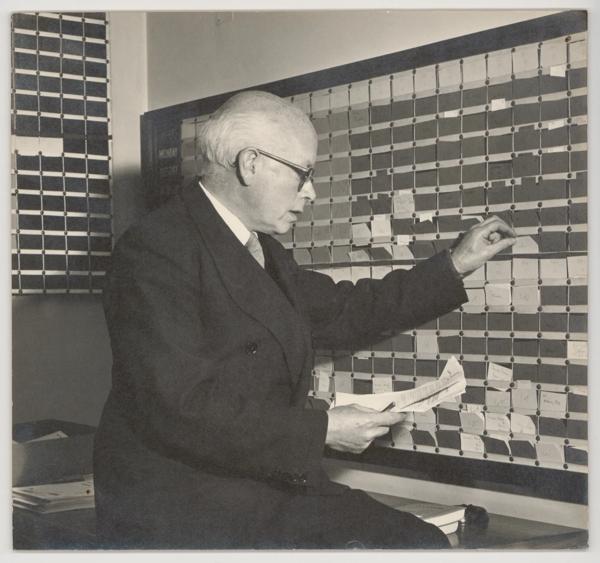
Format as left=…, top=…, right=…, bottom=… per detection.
left=93, top=182, right=468, bottom=548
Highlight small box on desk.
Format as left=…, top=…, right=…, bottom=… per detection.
left=13, top=419, right=95, bottom=487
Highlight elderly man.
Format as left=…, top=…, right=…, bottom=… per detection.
left=94, top=91, right=516, bottom=549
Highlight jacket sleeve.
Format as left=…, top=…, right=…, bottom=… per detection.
left=293, top=250, right=469, bottom=350
left=104, top=227, right=327, bottom=489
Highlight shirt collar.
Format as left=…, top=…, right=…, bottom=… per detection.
left=198, top=180, right=252, bottom=246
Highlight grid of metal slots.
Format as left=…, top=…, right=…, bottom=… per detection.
left=180, top=32, right=588, bottom=473
left=11, top=12, right=112, bottom=294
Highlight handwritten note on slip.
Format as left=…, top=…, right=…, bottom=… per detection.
left=510, top=413, right=537, bottom=435
left=540, top=391, right=567, bottom=413
left=487, top=362, right=513, bottom=382
left=460, top=411, right=485, bottom=435
left=567, top=341, right=588, bottom=360
left=485, top=284, right=512, bottom=306
left=512, top=236, right=539, bottom=255
left=511, top=388, right=538, bottom=410
left=486, top=390, right=510, bottom=410
left=333, top=356, right=465, bottom=413
left=371, top=215, right=392, bottom=238
left=461, top=433, right=485, bottom=454
left=485, top=413, right=511, bottom=433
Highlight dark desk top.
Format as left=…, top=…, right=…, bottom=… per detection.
left=14, top=494, right=588, bottom=550
left=368, top=492, right=588, bottom=549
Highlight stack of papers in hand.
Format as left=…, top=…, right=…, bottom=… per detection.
left=395, top=501, right=466, bottom=535
left=332, top=356, right=466, bottom=412
left=13, top=477, right=94, bottom=514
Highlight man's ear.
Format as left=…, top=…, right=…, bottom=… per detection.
left=236, top=148, right=258, bottom=187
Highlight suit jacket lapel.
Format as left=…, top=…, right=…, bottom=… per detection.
left=178, top=183, right=308, bottom=385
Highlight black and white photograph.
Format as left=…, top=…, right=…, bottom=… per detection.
left=5, top=0, right=597, bottom=556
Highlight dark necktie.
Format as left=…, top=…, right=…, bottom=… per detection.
left=245, top=232, right=265, bottom=268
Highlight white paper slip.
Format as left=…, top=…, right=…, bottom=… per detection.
left=460, top=433, right=485, bottom=454
left=490, top=98, right=506, bottom=111
left=416, top=334, right=439, bottom=355
left=487, top=362, right=513, bottom=382
left=393, top=244, right=414, bottom=261
left=372, top=377, right=394, bottom=394
left=393, top=192, right=415, bottom=216
left=540, top=391, right=567, bottom=413
left=485, top=412, right=511, bottom=433
left=419, top=212, right=433, bottom=223
left=395, top=234, right=411, bottom=245
left=443, top=109, right=460, bottom=118
left=348, top=249, right=371, bottom=262
left=485, top=284, right=511, bottom=306
left=511, top=388, right=538, bottom=410
left=460, top=411, right=485, bottom=434
left=317, top=375, right=331, bottom=392
left=333, top=356, right=465, bottom=413
left=512, top=236, right=539, bottom=254
left=550, top=64, right=567, bottom=77
left=351, top=223, right=371, bottom=240
left=536, top=442, right=565, bottom=464
left=510, top=413, right=537, bottom=435
left=567, top=341, right=587, bottom=360
left=567, top=255, right=587, bottom=278
left=371, top=215, right=392, bottom=237
left=547, top=119, right=565, bottom=130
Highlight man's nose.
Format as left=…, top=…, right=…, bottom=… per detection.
left=299, top=179, right=316, bottom=203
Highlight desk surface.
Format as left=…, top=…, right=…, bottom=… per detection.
left=14, top=497, right=588, bottom=550
left=368, top=492, right=588, bottom=549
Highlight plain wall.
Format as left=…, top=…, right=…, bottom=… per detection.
left=12, top=13, right=148, bottom=427
left=146, top=10, right=557, bottom=110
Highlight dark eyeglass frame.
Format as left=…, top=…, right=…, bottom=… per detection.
left=243, top=147, right=314, bottom=191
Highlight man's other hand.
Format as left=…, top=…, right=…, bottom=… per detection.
left=325, top=405, right=407, bottom=454
left=451, top=215, right=517, bottom=276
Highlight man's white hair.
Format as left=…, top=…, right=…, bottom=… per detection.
left=196, top=91, right=312, bottom=172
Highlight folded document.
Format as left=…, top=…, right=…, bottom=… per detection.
left=332, top=356, right=466, bottom=412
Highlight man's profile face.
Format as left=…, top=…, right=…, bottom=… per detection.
left=247, top=124, right=318, bottom=235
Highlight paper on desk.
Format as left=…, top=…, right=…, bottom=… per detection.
left=332, top=356, right=466, bottom=412
left=25, top=430, right=69, bottom=443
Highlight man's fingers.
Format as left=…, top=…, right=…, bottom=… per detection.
left=480, top=219, right=517, bottom=239
left=486, top=236, right=517, bottom=255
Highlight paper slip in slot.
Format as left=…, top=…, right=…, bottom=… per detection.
left=485, top=284, right=511, bottom=306
left=512, top=285, right=539, bottom=309
left=317, top=375, right=331, bottom=392
left=536, top=442, right=565, bottom=464
left=418, top=212, right=433, bottom=223
left=393, top=244, right=414, bottom=261
left=462, top=403, right=483, bottom=413
left=443, top=109, right=460, bottom=118
left=459, top=411, right=485, bottom=434
left=371, top=215, right=392, bottom=237
left=395, top=234, right=411, bottom=245
left=486, top=261, right=511, bottom=281
left=485, top=413, right=511, bottom=433
left=416, top=334, right=439, bottom=355
left=490, top=98, right=506, bottom=111
left=510, top=413, right=537, bottom=435
left=513, top=258, right=538, bottom=280
left=460, top=433, right=485, bottom=454
left=333, top=375, right=353, bottom=393
left=515, top=379, right=533, bottom=389
left=567, top=341, right=587, bottom=360
left=333, top=356, right=465, bottom=413
left=540, top=391, right=567, bottom=413
left=414, top=410, right=435, bottom=425
left=547, top=119, right=565, bottom=130
left=546, top=146, right=564, bottom=153
left=372, top=377, right=394, bottom=394
left=511, top=388, right=538, bottom=410
left=348, top=249, right=371, bottom=262
left=466, top=288, right=486, bottom=306
left=550, top=64, right=567, bottom=77
left=463, top=266, right=485, bottom=287
left=512, top=236, right=539, bottom=254
left=351, top=223, right=371, bottom=241
left=329, top=267, right=351, bottom=284
left=487, top=362, right=513, bottom=382
left=567, top=256, right=587, bottom=278
left=393, top=192, right=415, bottom=216
left=486, top=390, right=510, bottom=410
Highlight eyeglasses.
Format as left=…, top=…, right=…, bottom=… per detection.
left=245, top=147, right=314, bottom=191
